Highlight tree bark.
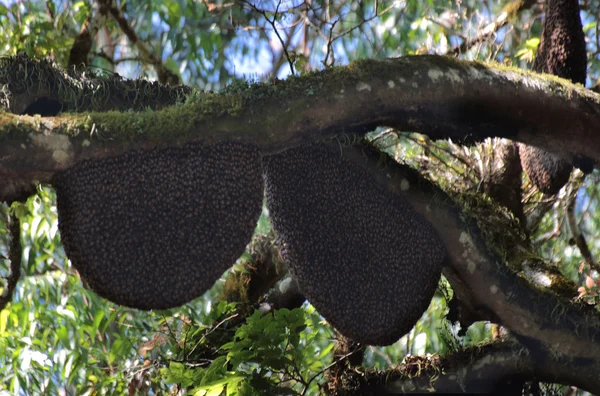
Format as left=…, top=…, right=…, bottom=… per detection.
left=328, top=338, right=599, bottom=394
left=1, top=54, right=600, bottom=202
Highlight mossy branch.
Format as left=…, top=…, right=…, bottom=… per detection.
left=330, top=339, right=600, bottom=393
left=2, top=54, right=600, bottom=201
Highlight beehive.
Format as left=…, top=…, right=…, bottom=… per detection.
left=520, top=0, right=587, bottom=194
left=263, top=142, right=446, bottom=345
left=53, top=141, right=263, bottom=309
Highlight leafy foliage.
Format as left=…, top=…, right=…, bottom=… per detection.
left=2, top=0, right=600, bottom=394
left=161, top=306, right=333, bottom=395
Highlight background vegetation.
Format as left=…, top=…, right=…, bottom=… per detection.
left=1, top=0, right=599, bottom=394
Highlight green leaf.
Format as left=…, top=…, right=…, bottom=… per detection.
left=0, top=309, right=9, bottom=334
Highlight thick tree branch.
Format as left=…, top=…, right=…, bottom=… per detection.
left=335, top=145, right=600, bottom=375
left=2, top=55, right=600, bottom=202
left=0, top=55, right=192, bottom=116
left=331, top=338, right=599, bottom=393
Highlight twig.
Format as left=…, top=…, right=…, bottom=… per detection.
left=331, top=2, right=396, bottom=43
left=160, top=313, right=178, bottom=344
left=449, top=0, right=536, bottom=56
left=301, top=350, right=358, bottom=395
left=324, top=19, right=336, bottom=66
left=242, top=0, right=295, bottom=75
left=181, top=319, right=192, bottom=360
left=566, top=195, right=600, bottom=272
left=403, top=134, right=478, bottom=184
left=0, top=213, right=22, bottom=311
left=264, top=16, right=301, bottom=78
left=292, top=7, right=329, bottom=43
left=107, top=2, right=179, bottom=84
left=93, top=52, right=143, bottom=65
left=368, top=346, right=393, bottom=367
left=185, top=313, right=239, bottom=359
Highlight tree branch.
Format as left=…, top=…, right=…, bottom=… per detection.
left=331, top=338, right=600, bottom=393
left=2, top=54, right=600, bottom=202
left=107, top=2, right=179, bottom=85
left=567, top=196, right=600, bottom=272
left=67, top=0, right=111, bottom=69
left=242, top=0, right=296, bottom=76
left=0, top=55, right=192, bottom=116
left=449, top=0, right=537, bottom=56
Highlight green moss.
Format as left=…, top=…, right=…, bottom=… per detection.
left=454, top=190, right=530, bottom=267
left=0, top=55, right=192, bottom=115
left=2, top=55, right=598, bottom=146
left=0, top=112, right=43, bottom=140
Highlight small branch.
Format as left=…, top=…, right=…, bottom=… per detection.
left=0, top=213, right=22, bottom=311
left=185, top=313, right=239, bottom=360
left=567, top=194, right=600, bottom=272
left=330, top=2, right=396, bottom=44
left=242, top=0, right=295, bottom=75
left=265, top=16, right=300, bottom=78
left=107, top=3, right=179, bottom=84
left=92, top=53, right=143, bottom=65
left=403, top=134, right=478, bottom=184
left=303, top=350, right=357, bottom=395
left=323, top=19, right=336, bottom=67
left=449, top=0, right=537, bottom=56
left=332, top=338, right=600, bottom=393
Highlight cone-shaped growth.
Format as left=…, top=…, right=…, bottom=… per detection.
left=519, top=146, right=573, bottom=194
left=520, top=0, right=587, bottom=194
left=53, top=141, right=263, bottom=310
left=263, top=142, right=446, bottom=345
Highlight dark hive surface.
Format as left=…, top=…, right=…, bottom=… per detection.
left=53, top=141, right=263, bottom=310
left=263, top=142, right=446, bottom=345
left=532, top=0, right=586, bottom=85
left=519, top=145, right=573, bottom=194
left=520, top=0, right=587, bottom=194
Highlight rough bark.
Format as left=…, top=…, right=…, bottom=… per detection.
left=327, top=338, right=599, bottom=394
left=1, top=54, right=600, bottom=203
left=480, top=139, right=524, bottom=225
